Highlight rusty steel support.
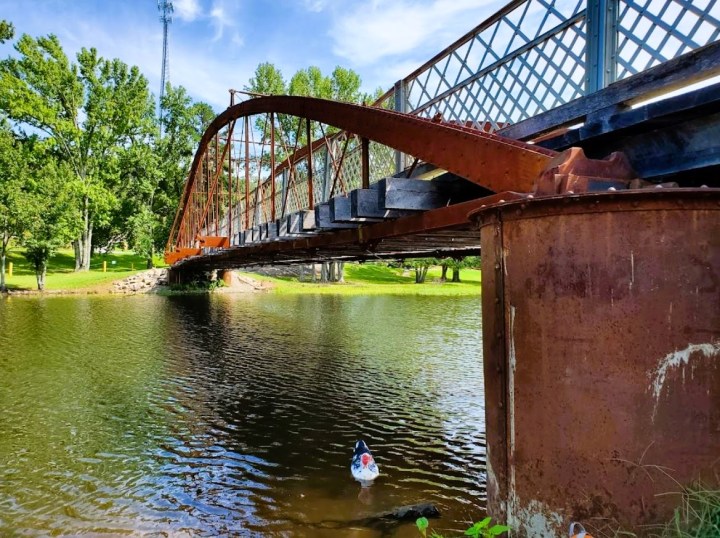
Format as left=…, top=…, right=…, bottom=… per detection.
left=228, top=127, right=233, bottom=240
left=215, top=134, right=219, bottom=237
left=197, top=131, right=233, bottom=240
left=270, top=112, right=276, bottom=221
left=245, top=115, right=250, bottom=230
left=470, top=189, right=720, bottom=537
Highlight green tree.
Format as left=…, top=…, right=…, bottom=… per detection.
left=0, top=121, right=29, bottom=292
left=330, top=66, right=361, bottom=103
left=247, top=62, right=286, bottom=96
left=0, top=33, right=155, bottom=271
left=439, top=255, right=480, bottom=282
left=115, top=85, right=213, bottom=268
left=245, top=62, right=365, bottom=148
left=289, top=66, right=332, bottom=99
left=20, top=142, right=79, bottom=290
left=406, top=258, right=437, bottom=284
left=0, top=20, right=14, bottom=43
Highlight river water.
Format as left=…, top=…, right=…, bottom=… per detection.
left=0, top=293, right=485, bottom=537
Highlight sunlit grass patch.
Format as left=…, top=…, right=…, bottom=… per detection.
left=3, top=248, right=165, bottom=291
left=242, top=262, right=481, bottom=296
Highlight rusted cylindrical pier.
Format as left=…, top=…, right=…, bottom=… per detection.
left=471, top=190, right=720, bottom=536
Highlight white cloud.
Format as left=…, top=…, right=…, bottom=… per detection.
left=173, top=0, right=202, bottom=22
left=329, top=0, right=500, bottom=66
left=209, top=0, right=241, bottom=42
left=302, top=0, right=329, bottom=12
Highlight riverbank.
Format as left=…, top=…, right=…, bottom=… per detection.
left=2, top=249, right=481, bottom=297
left=1, top=249, right=166, bottom=293
left=245, top=263, right=481, bottom=296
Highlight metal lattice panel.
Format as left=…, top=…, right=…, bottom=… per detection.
left=417, top=19, right=587, bottom=129
left=369, top=142, right=396, bottom=183
left=617, top=0, right=720, bottom=80
left=405, top=0, right=586, bottom=129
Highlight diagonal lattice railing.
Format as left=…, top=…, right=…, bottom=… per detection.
left=395, top=0, right=720, bottom=129
left=616, top=0, right=720, bottom=80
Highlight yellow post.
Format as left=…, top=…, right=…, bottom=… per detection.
left=7, top=262, right=12, bottom=277
left=103, top=260, right=107, bottom=273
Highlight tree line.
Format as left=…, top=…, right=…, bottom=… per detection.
left=0, top=20, right=373, bottom=291
left=405, top=256, right=481, bottom=284
left=0, top=21, right=213, bottom=290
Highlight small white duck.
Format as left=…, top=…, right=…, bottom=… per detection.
left=351, top=440, right=380, bottom=486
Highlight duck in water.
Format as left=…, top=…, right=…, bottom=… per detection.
left=351, top=440, right=380, bottom=487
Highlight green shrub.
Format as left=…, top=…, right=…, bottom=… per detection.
left=416, top=516, right=509, bottom=538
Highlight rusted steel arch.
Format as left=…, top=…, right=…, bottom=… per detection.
left=174, top=96, right=556, bottom=232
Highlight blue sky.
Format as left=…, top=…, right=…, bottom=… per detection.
left=0, top=0, right=502, bottom=112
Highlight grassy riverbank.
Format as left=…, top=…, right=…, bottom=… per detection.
left=242, top=263, right=481, bottom=296
left=2, top=248, right=480, bottom=296
left=2, top=249, right=164, bottom=291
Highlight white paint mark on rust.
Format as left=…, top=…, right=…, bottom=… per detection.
left=514, top=498, right=564, bottom=537
left=629, top=250, right=635, bottom=291
left=649, top=341, right=720, bottom=419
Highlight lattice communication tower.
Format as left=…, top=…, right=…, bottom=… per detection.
left=158, top=0, right=173, bottom=133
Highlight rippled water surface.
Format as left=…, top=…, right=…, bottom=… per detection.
left=0, top=293, right=485, bottom=536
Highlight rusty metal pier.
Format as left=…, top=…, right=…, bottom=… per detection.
left=165, top=0, right=720, bottom=534
left=473, top=189, right=720, bottom=535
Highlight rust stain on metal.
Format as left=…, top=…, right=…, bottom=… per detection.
left=534, top=147, right=639, bottom=195
left=471, top=189, right=720, bottom=536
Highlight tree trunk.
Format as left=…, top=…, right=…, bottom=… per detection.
left=440, top=264, right=448, bottom=281
left=320, top=262, right=329, bottom=283
left=84, top=221, right=93, bottom=270
left=415, top=266, right=428, bottom=283
left=74, top=196, right=92, bottom=271
left=73, top=240, right=82, bottom=271
left=312, top=263, right=318, bottom=282
left=336, top=262, right=345, bottom=282
left=36, top=260, right=47, bottom=291
left=147, top=244, right=155, bottom=269
left=452, top=267, right=461, bottom=282
left=0, top=231, right=8, bottom=292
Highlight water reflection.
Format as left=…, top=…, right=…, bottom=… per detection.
left=0, top=293, right=484, bottom=536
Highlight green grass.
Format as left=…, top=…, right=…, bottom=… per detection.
left=241, top=262, right=481, bottom=296
left=2, top=248, right=165, bottom=291
left=657, top=486, right=720, bottom=537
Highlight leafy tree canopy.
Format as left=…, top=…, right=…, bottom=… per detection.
left=0, top=33, right=155, bottom=270
left=0, top=20, right=13, bottom=43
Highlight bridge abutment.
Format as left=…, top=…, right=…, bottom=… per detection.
left=472, top=189, right=720, bottom=536
left=167, top=267, right=218, bottom=287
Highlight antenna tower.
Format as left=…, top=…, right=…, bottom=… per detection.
left=158, top=0, right=173, bottom=134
